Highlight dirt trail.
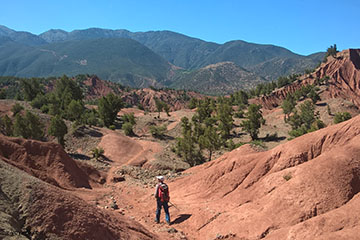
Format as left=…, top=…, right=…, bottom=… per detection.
left=77, top=125, right=200, bottom=239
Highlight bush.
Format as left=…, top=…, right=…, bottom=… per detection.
left=11, top=103, right=24, bottom=116
left=149, top=125, right=167, bottom=138
left=109, top=125, right=116, bottom=130
left=122, top=113, right=136, bottom=125
left=122, top=122, right=134, bottom=136
left=283, top=173, right=292, bottom=181
left=91, top=147, right=104, bottom=160
left=334, top=112, right=352, bottom=124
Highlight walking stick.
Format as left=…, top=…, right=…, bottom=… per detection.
left=169, top=201, right=180, bottom=210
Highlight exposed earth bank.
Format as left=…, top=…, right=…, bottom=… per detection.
left=2, top=114, right=360, bottom=239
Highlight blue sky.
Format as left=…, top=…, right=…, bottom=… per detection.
left=1, top=0, right=359, bottom=55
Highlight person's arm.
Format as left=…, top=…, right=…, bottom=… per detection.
left=154, top=184, right=159, bottom=198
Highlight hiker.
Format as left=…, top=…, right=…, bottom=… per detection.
left=154, top=176, right=170, bottom=224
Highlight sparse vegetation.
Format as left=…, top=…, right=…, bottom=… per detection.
left=323, top=44, right=339, bottom=62
left=91, top=147, right=105, bottom=160
left=334, top=112, right=352, bottom=124
left=283, top=173, right=292, bottom=181
left=288, top=100, right=325, bottom=138
left=122, top=122, right=134, bottom=136
left=149, top=125, right=167, bottom=138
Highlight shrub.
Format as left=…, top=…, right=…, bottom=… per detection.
left=11, top=103, right=24, bottom=116
left=122, top=122, right=134, bottom=136
left=334, top=112, right=352, bottom=124
left=122, top=113, right=136, bottom=125
left=91, top=147, right=104, bottom=160
left=149, top=125, right=167, bottom=138
left=283, top=173, right=292, bottom=181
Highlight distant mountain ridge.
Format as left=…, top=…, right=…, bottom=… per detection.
left=38, top=27, right=322, bottom=74
left=0, top=25, right=325, bottom=94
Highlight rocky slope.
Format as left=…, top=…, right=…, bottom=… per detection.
left=170, top=61, right=265, bottom=95
left=170, top=115, right=360, bottom=239
left=257, top=49, right=360, bottom=109
left=81, top=75, right=204, bottom=111
left=0, top=134, right=158, bottom=240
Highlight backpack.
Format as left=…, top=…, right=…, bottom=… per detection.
left=158, top=183, right=170, bottom=202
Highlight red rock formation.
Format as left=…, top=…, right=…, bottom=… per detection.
left=80, top=75, right=203, bottom=111
left=170, top=115, right=360, bottom=239
left=0, top=159, right=157, bottom=240
left=0, top=135, right=100, bottom=189
left=83, top=75, right=115, bottom=99
left=256, top=49, right=360, bottom=109
left=315, top=49, right=360, bottom=108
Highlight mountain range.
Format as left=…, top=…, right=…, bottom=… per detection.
left=0, top=25, right=324, bottom=94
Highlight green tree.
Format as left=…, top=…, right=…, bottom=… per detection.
left=48, top=115, right=68, bottom=147
left=0, top=115, right=13, bottom=136
left=11, top=103, right=24, bottom=116
left=31, top=93, right=48, bottom=109
left=241, top=104, right=265, bottom=140
left=288, top=100, right=325, bottom=138
left=163, top=103, right=170, bottom=116
left=13, top=111, right=44, bottom=140
left=334, top=112, right=352, bottom=124
left=66, top=100, right=84, bottom=121
left=308, top=88, right=321, bottom=104
left=199, top=125, right=222, bottom=161
left=0, top=89, right=6, bottom=99
left=188, top=98, right=198, bottom=109
left=196, top=98, right=213, bottom=122
left=281, top=94, right=296, bottom=121
left=216, top=101, right=233, bottom=139
left=21, top=78, right=43, bottom=101
left=233, top=90, right=248, bottom=106
left=55, top=75, right=83, bottom=108
left=155, top=98, right=164, bottom=118
left=122, top=113, right=136, bottom=125
left=98, top=93, right=123, bottom=127
left=176, top=117, right=204, bottom=166
left=299, top=101, right=316, bottom=129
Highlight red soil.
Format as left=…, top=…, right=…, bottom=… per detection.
left=0, top=136, right=100, bottom=189
left=256, top=49, right=360, bottom=109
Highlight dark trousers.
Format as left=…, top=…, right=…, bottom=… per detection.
left=155, top=199, right=170, bottom=223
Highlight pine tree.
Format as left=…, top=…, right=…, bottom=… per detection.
left=13, top=111, right=44, bottom=140
left=216, top=101, right=233, bottom=139
left=1, top=115, right=13, bottom=136
left=281, top=94, right=296, bottom=121
left=98, top=93, right=123, bottom=127
left=199, top=125, right=222, bottom=161
left=11, top=103, right=24, bottom=116
left=66, top=100, right=84, bottom=121
left=21, top=78, right=43, bottom=101
left=155, top=98, right=164, bottom=118
left=48, top=115, right=68, bottom=147
left=241, top=104, right=265, bottom=140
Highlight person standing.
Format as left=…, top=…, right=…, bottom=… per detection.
left=154, top=176, right=170, bottom=224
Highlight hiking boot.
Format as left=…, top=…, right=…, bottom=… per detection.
left=166, top=221, right=171, bottom=225
left=155, top=219, right=160, bottom=224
